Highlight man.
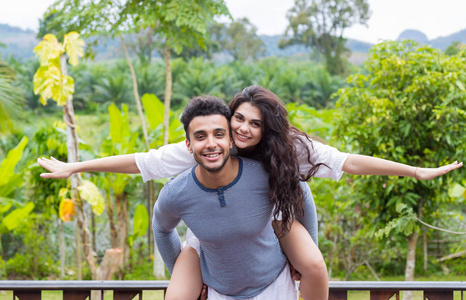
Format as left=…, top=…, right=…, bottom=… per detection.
left=152, top=95, right=298, bottom=299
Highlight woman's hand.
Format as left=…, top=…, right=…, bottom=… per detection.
left=37, top=157, right=75, bottom=179
left=416, top=161, right=463, bottom=180
left=289, top=263, right=302, bottom=281
left=197, top=284, right=208, bottom=300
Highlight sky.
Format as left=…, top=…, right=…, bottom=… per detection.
left=1, top=0, right=465, bottom=44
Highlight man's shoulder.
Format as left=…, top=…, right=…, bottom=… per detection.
left=238, top=156, right=265, bottom=169
left=237, top=157, right=268, bottom=179
left=161, top=168, right=194, bottom=195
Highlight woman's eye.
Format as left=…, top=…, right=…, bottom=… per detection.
left=235, top=115, right=243, bottom=121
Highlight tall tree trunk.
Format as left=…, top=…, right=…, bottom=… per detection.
left=404, top=201, right=423, bottom=300
left=61, top=54, right=97, bottom=279
left=152, top=40, right=173, bottom=279
left=116, top=193, right=130, bottom=265
left=59, top=219, right=65, bottom=279
left=163, top=40, right=172, bottom=146
left=121, top=35, right=156, bottom=271
left=106, top=192, right=118, bottom=248
left=403, top=232, right=419, bottom=300
left=423, top=230, right=427, bottom=275
left=75, top=220, right=82, bottom=279
left=120, top=35, right=150, bottom=151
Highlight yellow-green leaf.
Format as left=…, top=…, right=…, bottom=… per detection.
left=33, top=64, right=62, bottom=106
left=77, top=180, right=105, bottom=215
left=34, top=34, right=64, bottom=65
left=54, top=75, right=75, bottom=106
left=64, top=32, right=85, bottom=66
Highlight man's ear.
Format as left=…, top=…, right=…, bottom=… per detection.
left=229, top=137, right=233, bottom=149
left=186, top=139, right=193, bottom=154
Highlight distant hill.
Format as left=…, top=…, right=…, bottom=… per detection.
left=0, top=24, right=39, bottom=59
left=1, top=23, right=465, bottom=61
left=259, top=35, right=373, bottom=57
left=397, top=29, right=466, bottom=50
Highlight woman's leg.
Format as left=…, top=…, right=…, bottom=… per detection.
left=165, top=245, right=204, bottom=300
left=273, top=220, right=329, bottom=300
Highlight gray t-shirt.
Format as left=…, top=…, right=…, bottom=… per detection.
left=153, top=157, right=289, bottom=299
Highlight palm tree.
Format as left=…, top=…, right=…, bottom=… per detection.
left=0, top=57, right=24, bottom=133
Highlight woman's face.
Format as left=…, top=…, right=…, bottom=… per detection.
left=230, top=102, right=263, bottom=150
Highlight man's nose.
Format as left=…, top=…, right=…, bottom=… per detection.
left=206, top=135, right=216, bottom=148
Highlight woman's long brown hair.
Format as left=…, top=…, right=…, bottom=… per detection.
left=229, top=86, right=324, bottom=235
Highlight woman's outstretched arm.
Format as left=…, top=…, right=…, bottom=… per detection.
left=38, top=154, right=139, bottom=179
left=342, top=154, right=463, bottom=180
left=38, top=141, right=197, bottom=181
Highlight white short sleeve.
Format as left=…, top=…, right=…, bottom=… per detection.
left=134, top=141, right=197, bottom=182
left=296, top=137, right=349, bottom=181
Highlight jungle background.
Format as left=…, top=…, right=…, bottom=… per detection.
left=0, top=0, right=465, bottom=290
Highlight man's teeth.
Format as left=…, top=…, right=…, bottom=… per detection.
left=206, top=154, right=219, bottom=158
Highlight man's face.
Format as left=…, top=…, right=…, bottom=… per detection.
left=186, top=114, right=233, bottom=173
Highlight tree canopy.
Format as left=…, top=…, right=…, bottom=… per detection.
left=280, top=0, right=370, bottom=75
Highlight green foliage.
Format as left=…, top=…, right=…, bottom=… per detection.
left=27, top=123, right=71, bottom=216
left=98, top=104, right=139, bottom=195
left=173, top=57, right=224, bottom=105
left=335, top=41, right=466, bottom=274
left=444, top=41, right=462, bottom=56
left=5, top=215, right=59, bottom=279
left=141, top=93, right=185, bottom=148
left=0, top=59, right=24, bottom=133
left=0, top=256, right=5, bottom=279
left=0, top=203, right=35, bottom=234
left=212, top=18, right=266, bottom=62
left=127, top=204, right=149, bottom=249
left=376, top=203, right=418, bottom=238
left=125, top=0, right=230, bottom=54
left=281, top=0, right=370, bottom=75
left=0, top=136, right=28, bottom=199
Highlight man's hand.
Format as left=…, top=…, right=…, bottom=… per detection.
left=37, top=157, right=75, bottom=179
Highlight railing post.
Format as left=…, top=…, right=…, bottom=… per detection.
left=370, top=290, right=399, bottom=300
left=114, top=290, right=142, bottom=300
left=62, top=290, right=91, bottom=300
left=424, top=291, right=453, bottom=300
left=13, top=291, right=41, bottom=300
left=329, top=290, right=347, bottom=300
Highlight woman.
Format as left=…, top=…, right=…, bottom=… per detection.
left=38, top=86, right=462, bottom=300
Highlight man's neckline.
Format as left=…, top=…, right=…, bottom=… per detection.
left=191, top=157, right=243, bottom=192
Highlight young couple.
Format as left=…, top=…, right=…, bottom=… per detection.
left=38, top=86, right=462, bottom=300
